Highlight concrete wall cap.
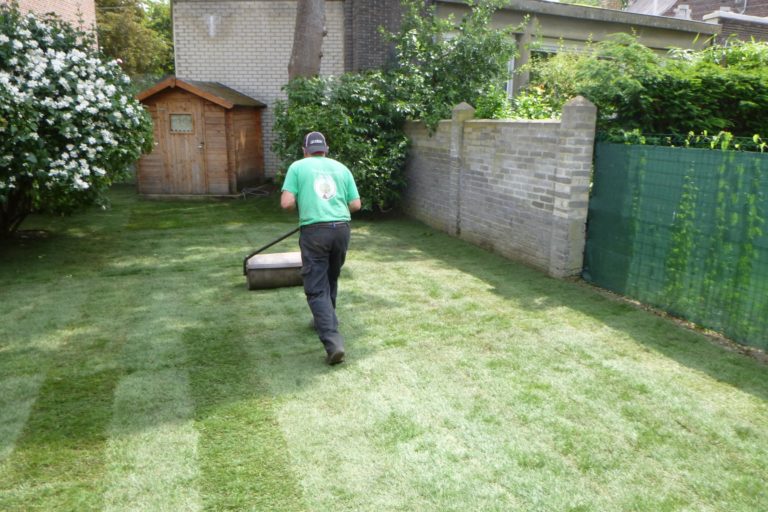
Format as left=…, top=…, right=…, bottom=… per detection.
left=453, top=102, right=476, bottom=113
left=564, top=96, right=596, bottom=108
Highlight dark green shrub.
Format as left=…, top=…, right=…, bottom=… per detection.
left=272, top=73, right=408, bottom=212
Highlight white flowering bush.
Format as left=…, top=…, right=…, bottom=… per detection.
left=0, top=3, right=153, bottom=237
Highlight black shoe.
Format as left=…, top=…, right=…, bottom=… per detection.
left=325, top=349, right=345, bottom=365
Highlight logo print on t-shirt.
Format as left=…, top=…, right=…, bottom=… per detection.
left=314, top=175, right=337, bottom=200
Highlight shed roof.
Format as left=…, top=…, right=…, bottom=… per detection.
left=137, top=77, right=266, bottom=109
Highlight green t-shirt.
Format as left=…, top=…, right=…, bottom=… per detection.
left=282, top=156, right=360, bottom=226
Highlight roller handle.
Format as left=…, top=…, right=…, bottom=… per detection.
left=243, top=227, right=301, bottom=275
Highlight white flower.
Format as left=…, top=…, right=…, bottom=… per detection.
left=12, top=40, right=23, bottom=50
left=73, top=175, right=89, bottom=190
left=51, top=58, right=65, bottom=73
left=0, top=34, right=9, bottom=44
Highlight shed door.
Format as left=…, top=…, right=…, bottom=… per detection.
left=166, top=98, right=206, bottom=194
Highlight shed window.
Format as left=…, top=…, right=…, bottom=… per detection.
left=170, top=113, right=193, bottom=133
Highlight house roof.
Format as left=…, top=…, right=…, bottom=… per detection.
left=137, top=77, right=266, bottom=109
left=437, top=0, right=720, bottom=35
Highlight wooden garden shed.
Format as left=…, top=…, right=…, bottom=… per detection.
left=137, top=77, right=266, bottom=196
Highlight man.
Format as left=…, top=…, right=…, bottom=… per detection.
left=281, top=131, right=361, bottom=365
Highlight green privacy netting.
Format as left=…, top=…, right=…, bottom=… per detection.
left=583, top=142, right=768, bottom=350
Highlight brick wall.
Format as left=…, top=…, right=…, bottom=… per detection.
left=703, top=12, right=768, bottom=42
left=10, top=0, right=96, bottom=31
left=173, top=0, right=345, bottom=177
left=402, top=98, right=597, bottom=278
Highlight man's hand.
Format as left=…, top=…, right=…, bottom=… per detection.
left=281, top=191, right=296, bottom=210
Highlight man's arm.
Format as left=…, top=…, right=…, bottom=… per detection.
left=348, top=198, right=361, bottom=213
left=281, top=191, right=296, bottom=210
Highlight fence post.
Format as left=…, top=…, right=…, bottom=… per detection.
left=549, top=96, right=597, bottom=278
left=450, top=102, right=475, bottom=236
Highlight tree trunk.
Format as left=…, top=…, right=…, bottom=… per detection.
left=288, top=0, right=326, bottom=80
left=0, top=188, right=31, bottom=239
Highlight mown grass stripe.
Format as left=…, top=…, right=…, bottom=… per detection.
left=185, top=326, right=307, bottom=511
left=104, top=368, right=201, bottom=512
left=0, top=375, right=43, bottom=462
left=0, top=369, right=120, bottom=511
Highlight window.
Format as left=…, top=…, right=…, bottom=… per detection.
left=170, top=113, right=193, bottom=133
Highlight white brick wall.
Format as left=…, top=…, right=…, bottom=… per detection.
left=173, top=0, right=345, bottom=177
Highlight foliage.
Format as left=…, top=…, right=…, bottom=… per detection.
left=95, top=0, right=173, bottom=87
left=602, top=129, right=768, bottom=152
left=522, top=35, right=768, bottom=140
left=385, top=0, right=518, bottom=128
left=473, top=83, right=514, bottom=119
left=509, top=86, right=559, bottom=119
left=517, top=45, right=583, bottom=116
left=669, top=36, right=768, bottom=71
left=0, top=3, right=153, bottom=237
left=273, top=73, right=409, bottom=212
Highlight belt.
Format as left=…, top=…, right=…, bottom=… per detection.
left=301, top=221, right=349, bottom=229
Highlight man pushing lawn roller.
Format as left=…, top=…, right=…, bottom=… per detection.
left=281, top=132, right=361, bottom=365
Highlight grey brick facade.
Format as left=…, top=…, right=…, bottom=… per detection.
left=402, top=98, right=597, bottom=278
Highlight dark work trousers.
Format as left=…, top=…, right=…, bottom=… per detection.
left=299, top=222, right=350, bottom=354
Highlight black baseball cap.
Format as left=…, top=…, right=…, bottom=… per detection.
left=303, top=131, right=329, bottom=154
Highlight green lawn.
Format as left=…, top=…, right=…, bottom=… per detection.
left=1, top=185, right=766, bottom=511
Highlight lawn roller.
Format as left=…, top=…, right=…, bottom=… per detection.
left=242, top=227, right=303, bottom=290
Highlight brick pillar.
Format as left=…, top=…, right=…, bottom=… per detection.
left=548, top=96, right=596, bottom=277
left=451, top=102, right=475, bottom=236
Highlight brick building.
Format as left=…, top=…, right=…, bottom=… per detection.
left=5, top=0, right=97, bottom=31
left=173, top=0, right=719, bottom=178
